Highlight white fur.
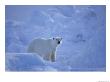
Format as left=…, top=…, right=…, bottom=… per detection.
left=27, top=38, right=62, bottom=62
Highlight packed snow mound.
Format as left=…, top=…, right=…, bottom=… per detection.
left=5, top=53, right=57, bottom=71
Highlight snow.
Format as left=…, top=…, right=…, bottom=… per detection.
left=6, top=53, right=57, bottom=71
left=5, top=5, right=106, bottom=71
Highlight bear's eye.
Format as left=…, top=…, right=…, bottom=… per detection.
left=56, top=39, right=59, bottom=41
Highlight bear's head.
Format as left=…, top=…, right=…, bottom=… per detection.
left=53, top=37, right=62, bottom=45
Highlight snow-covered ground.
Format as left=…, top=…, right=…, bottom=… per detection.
left=6, top=53, right=58, bottom=71
left=5, top=5, right=106, bottom=71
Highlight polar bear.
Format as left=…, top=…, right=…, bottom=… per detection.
left=27, top=37, right=62, bottom=62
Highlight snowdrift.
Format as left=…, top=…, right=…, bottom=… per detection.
left=5, top=53, right=57, bottom=71
left=6, top=53, right=105, bottom=71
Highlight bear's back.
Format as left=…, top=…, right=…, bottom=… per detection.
left=32, top=38, right=51, bottom=47
left=28, top=38, right=52, bottom=56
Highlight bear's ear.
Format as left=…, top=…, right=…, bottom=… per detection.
left=59, top=38, right=62, bottom=41
left=53, top=38, right=55, bottom=40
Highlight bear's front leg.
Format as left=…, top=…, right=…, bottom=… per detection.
left=51, top=51, right=55, bottom=62
left=43, top=54, right=50, bottom=61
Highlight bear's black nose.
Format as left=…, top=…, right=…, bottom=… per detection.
left=58, top=41, right=60, bottom=44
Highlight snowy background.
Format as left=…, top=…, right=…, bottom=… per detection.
left=5, top=5, right=106, bottom=71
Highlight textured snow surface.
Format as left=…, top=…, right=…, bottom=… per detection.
left=5, top=5, right=106, bottom=71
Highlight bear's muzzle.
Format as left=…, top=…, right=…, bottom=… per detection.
left=58, top=41, right=60, bottom=44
